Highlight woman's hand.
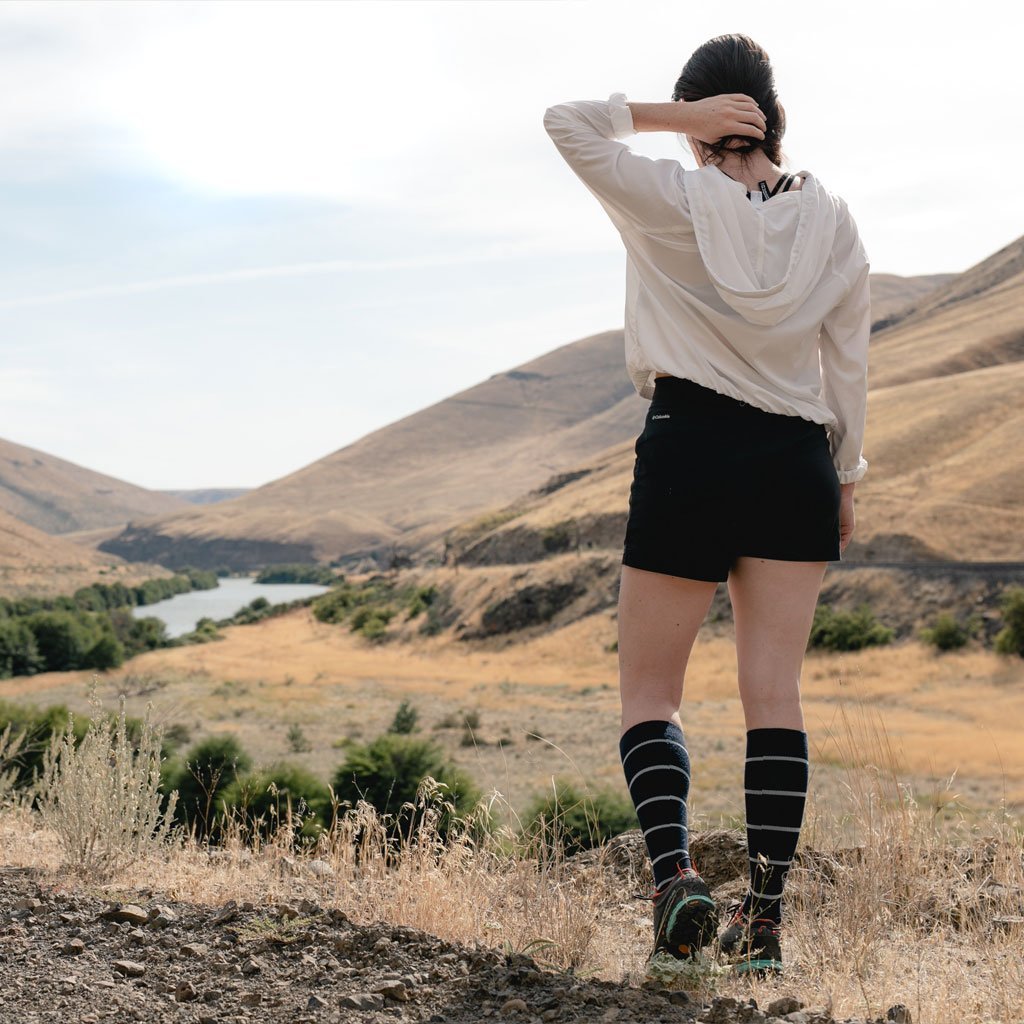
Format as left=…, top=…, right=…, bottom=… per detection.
left=681, top=94, right=766, bottom=144
left=839, top=482, right=856, bottom=555
left=627, top=95, right=766, bottom=143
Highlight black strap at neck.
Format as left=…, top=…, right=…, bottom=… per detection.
left=746, top=172, right=797, bottom=202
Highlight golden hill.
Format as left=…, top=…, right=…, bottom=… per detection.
left=87, top=266, right=965, bottom=571
left=0, top=506, right=173, bottom=598
left=0, top=436, right=190, bottom=534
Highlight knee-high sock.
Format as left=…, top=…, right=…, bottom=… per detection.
left=742, top=727, right=809, bottom=924
left=619, top=719, right=692, bottom=891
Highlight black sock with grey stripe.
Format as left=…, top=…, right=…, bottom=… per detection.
left=618, top=719, right=692, bottom=892
left=742, top=728, right=809, bottom=925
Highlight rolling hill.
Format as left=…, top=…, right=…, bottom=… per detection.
left=0, top=437, right=191, bottom=534
left=17, top=246, right=1015, bottom=573
left=0, top=506, right=174, bottom=598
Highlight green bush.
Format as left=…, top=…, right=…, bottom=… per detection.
left=994, top=585, right=1024, bottom=657
left=0, top=700, right=89, bottom=792
left=523, top=779, right=636, bottom=855
left=919, top=611, right=972, bottom=651
left=255, top=564, right=337, bottom=585
left=220, top=762, right=330, bottom=842
left=166, top=735, right=252, bottom=839
left=331, top=733, right=480, bottom=837
left=808, top=603, right=894, bottom=651
left=404, top=585, right=437, bottom=620
left=389, top=700, right=420, bottom=735
left=0, top=618, right=45, bottom=678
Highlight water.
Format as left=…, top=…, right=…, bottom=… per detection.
left=130, top=576, right=332, bottom=639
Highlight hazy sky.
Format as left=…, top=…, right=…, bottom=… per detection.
left=2, top=0, right=1021, bottom=491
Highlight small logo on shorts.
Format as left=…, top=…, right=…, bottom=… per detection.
left=651, top=413, right=671, bottom=419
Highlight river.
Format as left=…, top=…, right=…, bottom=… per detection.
left=129, top=576, right=332, bottom=639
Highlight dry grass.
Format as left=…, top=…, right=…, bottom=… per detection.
left=1, top=694, right=1022, bottom=1023
left=2, top=602, right=1022, bottom=817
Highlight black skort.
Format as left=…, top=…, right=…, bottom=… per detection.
left=622, top=375, right=842, bottom=583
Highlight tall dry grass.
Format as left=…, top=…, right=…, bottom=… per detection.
left=1, top=688, right=1022, bottom=1022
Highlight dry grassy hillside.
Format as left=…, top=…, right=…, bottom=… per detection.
left=95, top=330, right=645, bottom=570
left=0, top=507, right=174, bottom=598
left=87, top=269, right=954, bottom=572
left=0, top=436, right=190, bottom=535
left=868, top=270, right=955, bottom=328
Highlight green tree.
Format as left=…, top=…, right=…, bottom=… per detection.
left=0, top=618, right=46, bottom=678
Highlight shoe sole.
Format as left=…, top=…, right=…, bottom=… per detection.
left=659, top=893, right=719, bottom=957
left=735, top=958, right=783, bottom=976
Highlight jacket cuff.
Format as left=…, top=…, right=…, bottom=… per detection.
left=607, top=92, right=636, bottom=139
left=836, top=457, right=868, bottom=484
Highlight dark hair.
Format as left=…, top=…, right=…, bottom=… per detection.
left=671, top=33, right=786, bottom=166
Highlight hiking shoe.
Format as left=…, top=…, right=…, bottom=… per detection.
left=649, top=866, right=720, bottom=961
left=717, top=901, right=783, bottom=976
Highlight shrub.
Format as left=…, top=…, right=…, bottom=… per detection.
left=36, top=684, right=179, bottom=878
left=167, top=735, right=252, bottom=840
left=389, top=701, right=420, bottom=735
left=404, top=585, right=438, bottom=620
left=286, top=723, right=313, bottom=753
left=0, top=618, right=45, bottom=678
left=808, top=603, right=894, bottom=651
left=523, top=779, right=636, bottom=855
left=0, top=700, right=89, bottom=793
left=220, top=762, right=330, bottom=843
left=919, top=612, right=971, bottom=651
left=994, top=585, right=1024, bottom=657
left=331, top=733, right=480, bottom=837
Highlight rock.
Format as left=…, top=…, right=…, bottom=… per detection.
left=308, top=859, right=334, bottom=878
left=339, top=993, right=385, bottom=1010
left=768, top=998, right=804, bottom=1017
left=240, top=992, right=262, bottom=1006
left=181, top=942, right=209, bottom=958
left=175, top=980, right=198, bottom=1002
left=101, top=904, right=150, bottom=926
left=63, top=938, right=85, bottom=956
left=112, top=960, right=146, bottom=978
left=500, top=998, right=529, bottom=1016
left=374, top=981, right=410, bottom=1001
left=14, top=897, right=42, bottom=912
left=210, top=901, right=238, bottom=926
left=307, top=994, right=329, bottom=1010
left=886, top=1007, right=912, bottom=1024
left=240, top=957, right=262, bottom=975
left=147, top=904, right=177, bottom=927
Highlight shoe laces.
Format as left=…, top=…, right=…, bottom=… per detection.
left=634, top=860, right=702, bottom=902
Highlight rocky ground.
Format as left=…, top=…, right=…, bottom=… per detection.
left=0, top=861, right=916, bottom=1024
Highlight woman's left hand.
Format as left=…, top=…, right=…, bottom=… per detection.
left=677, top=94, right=766, bottom=144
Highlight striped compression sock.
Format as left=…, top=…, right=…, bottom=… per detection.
left=742, top=727, right=809, bottom=924
left=619, top=719, right=692, bottom=892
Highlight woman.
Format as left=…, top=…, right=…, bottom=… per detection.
left=543, top=33, right=870, bottom=976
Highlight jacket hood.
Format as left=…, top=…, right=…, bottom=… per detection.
left=684, top=163, right=838, bottom=327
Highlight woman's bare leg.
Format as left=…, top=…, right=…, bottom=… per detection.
left=727, top=556, right=828, bottom=729
left=725, top=554, right=827, bottom=938
left=617, top=564, right=719, bottom=733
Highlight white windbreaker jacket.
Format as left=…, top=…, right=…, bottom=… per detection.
left=543, top=92, right=871, bottom=484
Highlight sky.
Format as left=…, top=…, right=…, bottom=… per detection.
left=1, top=0, right=1021, bottom=491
